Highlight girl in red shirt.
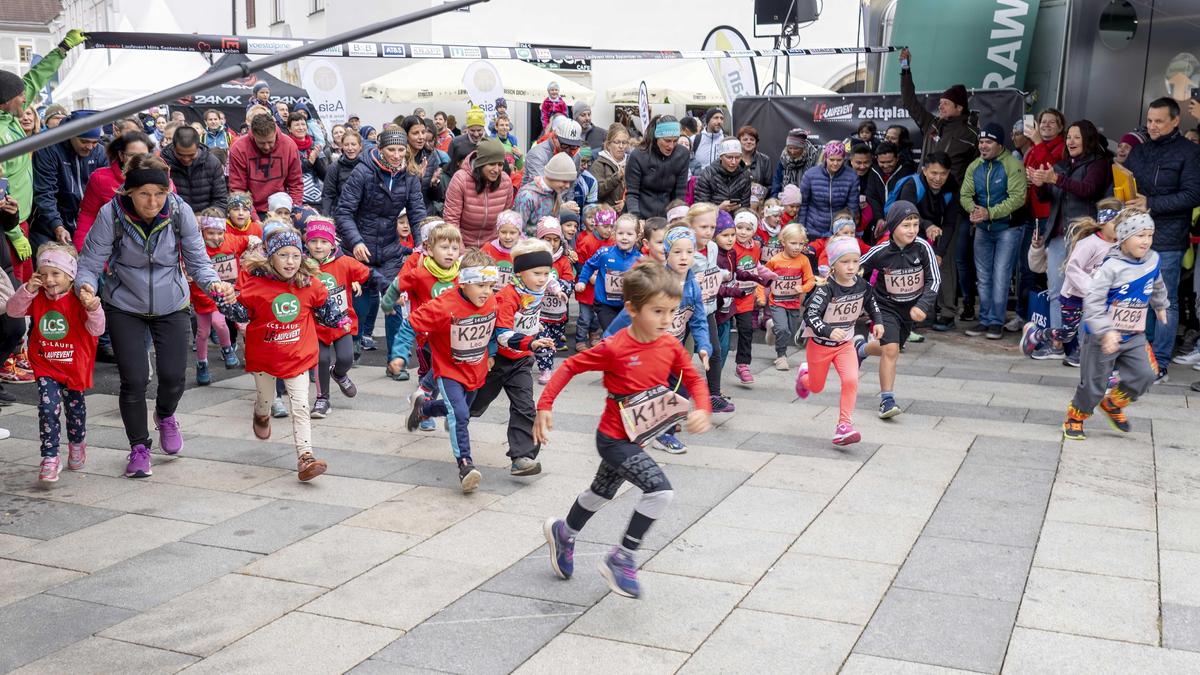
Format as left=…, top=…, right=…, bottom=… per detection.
left=482, top=210, right=522, bottom=289
left=730, top=210, right=776, bottom=385
left=536, top=264, right=713, bottom=599
left=6, top=244, right=105, bottom=482
left=191, top=209, right=247, bottom=386
left=533, top=218, right=576, bottom=384
left=219, top=227, right=349, bottom=482
left=226, top=192, right=264, bottom=249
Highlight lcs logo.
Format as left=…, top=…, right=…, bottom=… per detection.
left=318, top=272, right=338, bottom=293
left=39, top=311, right=68, bottom=341
left=271, top=293, right=301, bottom=323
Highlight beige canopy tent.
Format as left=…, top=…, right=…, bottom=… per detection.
left=361, top=59, right=595, bottom=105
left=607, top=60, right=835, bottom=105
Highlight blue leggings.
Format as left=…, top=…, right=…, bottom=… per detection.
left=422, top=377, right=478, bottom=462
left=38, top=377, right=86, bottom=457
left=536, top=322, right=566, bottom=371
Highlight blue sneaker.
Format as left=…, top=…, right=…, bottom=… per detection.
left=854, top=335, right=867, bottom=366
left=419, top=417, right=437, bottom=432
left=221, top=345, right=240, bottom=369
left=361, top=336, right=377, bottom=351
left=1019, top=322, right=1040, bottom=357
left=543, top=518, right=575, bottom=579
left=652, top=433, right=686, bottom=454
left=600, top=548, right=640, bottom=598
left=878, top=396, right=902, bottom=419
left=195, top=359, right=211, bottom=386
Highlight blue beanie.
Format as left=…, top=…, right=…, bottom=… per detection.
left=68, top=110, right=102, bottom=140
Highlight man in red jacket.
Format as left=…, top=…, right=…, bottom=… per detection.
left=228, top=114, right=303, bottom=216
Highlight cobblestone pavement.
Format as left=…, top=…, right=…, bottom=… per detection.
left=2, top=330, right=1200, bottom=674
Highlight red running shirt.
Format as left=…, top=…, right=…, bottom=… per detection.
left=238, top=275, right=329, bottom=378
left=30, top=291, right=99, bottom=391
left=315, top=254, right=371, bottom=344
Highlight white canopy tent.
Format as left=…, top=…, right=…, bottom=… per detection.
left=361, top=59, right=595, bottom=106
left=606, top=60, right=835, bottom=106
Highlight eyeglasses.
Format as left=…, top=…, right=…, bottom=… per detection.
left=610, top=140, right=629, bottom=147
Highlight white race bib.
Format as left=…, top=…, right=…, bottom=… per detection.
left=541, top=293, right=567, bottom=321
left=450, top=313, right=495, bottom=363
left=883, top=268, right=924, bottom=297
left=1108, top=304, right=1147, bottom=333
left=618, top=386, right=690, bottom=446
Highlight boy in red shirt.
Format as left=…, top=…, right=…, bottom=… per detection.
left=191, top=209, right=247, bottom=385
left=765, top=222, right=816, bottom=370
left=219, top=227, right=349, bottom=481
left=407, top=248, right=498, bottom=493
left=536, top=264, right=713, bottom=599
left=396, top=222, right=463, bottom=401
left=226, top=192, right=264, bottom=249
left=573, top=206, right=616, bottom=350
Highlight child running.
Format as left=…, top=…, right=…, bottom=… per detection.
left=483, top=210, right=522, bottom=288
left=795, top=237, right=883, bottom=445
left=688, top=203, right=734, bottom=413
left=573, top=206, right=615, bottom=349
left=534, top=218, right=575, bottom=384
left=537, top=264, right=712, bottom=598
left=407, top=248, right=499, bottom=492
left=219, top=226, right=347, bottom=481
left=191, top=210, right=245, bottom=385
left=765, top=222, right=816, bottom=370
left=1062, top=209, right=1167, bottom=440
left=577, top=213, right=641, bottom=331
left=7, top=245, right=104, bottom=482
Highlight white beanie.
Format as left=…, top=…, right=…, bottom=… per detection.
left=719, top=138, right=742, bottom=156
left=544, top=153, right=578, bottom=182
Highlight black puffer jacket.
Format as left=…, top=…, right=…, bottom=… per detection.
left=694, top=160, right=751, bottom=209
left=625, top=145, right=690, bottom=218
left=1122, top=129, right=1200, bottom=252
left=162, top=144, right=228, bottom=214
left=321, top=152, right=361, bottom=216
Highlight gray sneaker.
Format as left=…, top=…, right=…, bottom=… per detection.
left=510, top=457, right=542, bottom=476
left=271, top=396, right=289, bottom=418
left=311, top=396, right=330, bottom=419
left=964, top=322, right=987, bottom=337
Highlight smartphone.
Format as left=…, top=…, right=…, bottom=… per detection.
left=1193, top=87, right=1200, bottom=101
left=0, top=177, right=8, bottom=202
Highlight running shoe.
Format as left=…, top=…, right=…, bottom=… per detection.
left=458, top=460, right=482, bottom=493
left=736, top=364, right=754, bottom=385
left=125, top=444, right=152, bottom=478
left=710, top=395, right=736, bottom=414
left=406, top=392, right=427, bottom=432
left=271, top=396, right=289, bottom=418
left=1062, top=416, right=1086, bottom=440
left=774, top=356, right=789, bottom=371
left=361, top=336, right=377, bottom=351
left=222, top=345, right=240, bottom=368
left=794, top=362, right=810, bottom=399
left=154, top=413, right=183, bottom=455
left=297, top=452, right=328, bottom=481
left=878, top=397, right=902, bottom=419
left=1019, top=322, right=1040, bottom=357
left=964, top=322, right=987, bottom=337
left=419, top=417, right=437, bottom=432
left=764, top=319, right=776, bottom=346
left=335, top=374, right=357, bottom=398
left=1099, top=395, right=1131, bottom=433
left=1031, top=344, right=1065, bottom=361
left=854, top=335, right=868, bottom=366
left=600, top=548, right=640, bottom=599
left=311, top=396, right=330, bottom=419
left=67, top=442, right=86, bottom=471
left=985, top=325, right=1004, bottom=340
left=652, top=433, right=687, bottom=454
left=1173, top=349, right=1200, bottom=366
left=38, top=456, right=61, bottom=483
left=537, top=369, right=553, bottom=385
left=195, top=359, right=211, bottom=386
left=1063, top=352, right=1080, bottom=368
left=543, top=518, right=575, bottom=579
left=510, top=457, right=542, bottom=476
left=832, top=422, right=861, bottom=446
left=1003, top=316, right=1024, bottom=332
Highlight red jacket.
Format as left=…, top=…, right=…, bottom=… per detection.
left=574, top=230, right=608, bottom=305
left=443, top=164, right=515, bottom=249
left=494, top=285, right=543, bottom=360
left=397, top=253, right=457, bottom=314
left=482, top=241, right=515, bottom=288
left=189, top=236, right=248, bottom=313
left=732, top=239, right=763, bottom=313
left=316, top=254, right=371, bottom=344
left=409, top=287, right=497, bottom=389
left=227, top=132, right=303, bottom=214
left=238, top=274, right=329, bottom=378
left=75, top=161, right=176, bottom=251
left=1024, top=136, right=1065, bottom=219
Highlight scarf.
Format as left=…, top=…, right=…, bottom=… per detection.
left=760, top=219, right=781, bottom=238
left=291, top=133, right=313, bottom=153
left=598, top=149, right=626, bottom=169
left=489, top=238, right=513, bottom=255
left=779, top=145, right=816, bottom=188
left=370, top=146, right=402, bottom=176
left=549, top=241, right=563, bottom=262
left=422, top=254, right=460, bottom=282
left=513, top=271, right=547, bottom=309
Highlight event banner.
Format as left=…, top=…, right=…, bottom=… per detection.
left=733, top=89, right=1026, bottom=162
left=702, top=26, right=759, bottom=106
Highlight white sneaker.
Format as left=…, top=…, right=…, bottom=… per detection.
left=1174, top=349, right=1200, bottom=365
left=764, top=319, right=775, bottom=346
left=1003, top=317, right=1024, bottom=333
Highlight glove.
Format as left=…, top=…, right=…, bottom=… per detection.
left=5, top=229, right=31, bottom=261
left=58, top=29, right=87, bottom=51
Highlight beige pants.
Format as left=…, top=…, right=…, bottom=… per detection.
left=253, top=372, right=310, bottom=457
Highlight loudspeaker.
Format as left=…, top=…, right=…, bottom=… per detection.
left=754, top=0, right=821, bottom=37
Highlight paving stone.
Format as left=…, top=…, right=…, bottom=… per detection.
left=242, top=524, right=420, bottom=588
left=348, top=661, right=447, bottom=675
left=856, top=587, right=1017, bottom=673
left=406, top=509, right=547, bottom=571
left=100, top=573, right=323, bottom=656
left=963, top=435, right=1061, bottom=471
left=1, top=470, right=149, bottom=506
left=744, top=454, right=862, bottom=495
left=700, top=484, right=828, bottom=535
left=154, top=432, right=295, bottom=467
left=0, top=558, right=84, bottom=608
left=894, top=535, right=1034, bottom=602
left=854, top=445, right=965, bottom=484
left=840, top=654, right=980, bottom=674
left=0, top=492, right=121, bottom=540
left=941, top=463, right=1055, bottom=508
left=183, top=499, right=359, bottom=554
left=0, top=594, right=135, bottom=672
left=514, top=633, right=688, bottom=675
left=146, top=456, right=291, bottom=492
left=738, top=431, right=881, bottom=461
left=909, top=399, right=1026, bottom=422
left=91, top=482, right=272, bottom=525
left=922, top=494, right=1047, bottom=548
left=241, top=473, right=413, bottom=509
left=47, top=542, right=261, bottom=611
left=741, top=552, right=896, bottom=625
left=372, top=591, right=582, bottom=674
left=1032, top=521, right=1157, bottom=581
left=10, top=636, right=198, bottom=674
left=655, top=464, right=749, bottom=507
left=0, top=532, right=37, bottom=555
left=680, top=608, right=859, bottom=674
left=1163, top=603, right=1200, bottom=653
left=644, top=521, right=793, bottom=585
left=1160, top=549, right=1200, bottom=606
left=184, top=611, right=400, bottom=674
left=302, top=553, right=493, bottom=630
left=1017, top=567, right=1159, bottom=644
left=830, top=474, right=949, bottom=519
left=1003, top=626, right=1200, bottom=673
left=791, top=509, right=928, bottom=565
left=264, top=447, right=420, bottom=480
left=480, top=540, right=648, bottom=608
left=9, top=514, right=204, bottom=573
left=1044, top=481, right=1156, bottom=531
left=1159, top=505, right=1200, bottom=554
left=567, top=571, right=747, bottom=652
left=381, top=459, right=534, bottom=496
left=342, top=486, right=500, bottom=537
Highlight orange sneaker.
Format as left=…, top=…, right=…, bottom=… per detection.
left=0, top=359, right=33, bottom=384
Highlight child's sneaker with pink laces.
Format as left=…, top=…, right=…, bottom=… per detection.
left=832, top=423, right=861, bottom=446
left=794, top=362, right=810, bottom=399
left=67, top=443, right=86, bottom=471
left=736, top=364, right=754, bottom=385
left=537, top=369, right=553, bottom=385
left=39, top=456, right=61, bottom=482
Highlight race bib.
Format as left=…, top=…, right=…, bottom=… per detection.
left=541, top=293, right=567, bottom=321
left=668, top=307, right=693, bottom=339
left=450, top=313, right=495, bottom=363
left=496, top=268, right=514, bottom=288
left=773, top=275, right=804, bottom=301
left=512, top=308, right=541, bottom=336
left=697, top=268, right=722, bottom=304
left=212, top=255, right=239, bottom=282
left=825, top=296, right=864, bottom=326
left=318, top=272, right=349, bottom=313
left=604, top=271, right=624, bottom=299
left=1108, top=303, right=1147, bottom=333
left=884, top=268, right=924, bottom=297
left=617, top=385, right=690, bottom=446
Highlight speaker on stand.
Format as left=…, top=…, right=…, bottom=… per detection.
left=754, top=0, right=821, bottom=95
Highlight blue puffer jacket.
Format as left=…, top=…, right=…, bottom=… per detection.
left=334, top=148, right=428, bottom=280
left=797, top=163, right=860, bottom=239
left=31, top=138, right=105, bottom=248
left=1123, top=129, right=1200, bottom=252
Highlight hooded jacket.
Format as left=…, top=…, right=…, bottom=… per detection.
left=0, top=48, right=64, bottom=223
left=334, top=148, right=428, bottom=279
left=900, top=67, right=979, bottom=184
left=320, top=151, right=362, bottom=216
left=743, top=150, right=773, bottom=197
left=591, top=151, right=625, bottom=206
left=694, top=159, right=751, bottom=209
left=513, top=177, right=564, bottom=235
left=626, top=145, right=690, bottom=218
left=691, top=129, right=725, bottom=169
left=227, top=131, right=303, bottom=213
left=444, top=153, right=516, bottom=249
left=75, top=161, right=177, bottom=251
left=30, top=138, right=105, bottom=248
left=162, top=143, right=229, bottom=214
left=1123, top=129, right=1200, bottom=252
left=798, top=164, right=861, bottom=239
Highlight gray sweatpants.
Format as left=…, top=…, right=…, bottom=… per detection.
left=1071, top=332, right=1157, bottom=413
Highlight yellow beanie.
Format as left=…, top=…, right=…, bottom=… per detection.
left=466, top=106, right=486, bottom=129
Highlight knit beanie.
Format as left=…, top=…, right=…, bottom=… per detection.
left=780, top=184, right=801, bottom=206
left=1119, top=131, right=1146, bottom=147
left=0, top=70, right=23, bottom=104
left=547, top=81, right=560, bottom=93
left=573, top=102, right=591, bottom=120
left=823, top=141, right=845, bottom=159
left=268, top=192, right=293, bottom=213
left=719, top=138, right=742, bottom=156
left=826, top=237, right=861, bottom=266
left=942, top=84, right=969, bottom=110
left=495, top=97, right=507, bottom=109
left=886, top=200, right=919, bottom=233
left=704, top=107, right=723, bottom=124
left=473, top=138, right=506, bottom=168
left=786, top=128, right=809, bottom=148
left=465, top=106, right=485, bottom=129
left=252, top=81, right=269, bottom=95
left=544, top=152, right=578, bottom=182
left=536, top=217, right=563, bottom=240
left=68, top=110, right=102, bottom=140
left=664, top=226, right=696, bottom=255
left=979, top=122, right=1006, bottom=146
left=715, top=210, right=735, bottom=234
left=378, top=129, right=406, bottom=148
left=1117, top=211, right=1154, bottom=244
left=558, top=210, right=579, bottom=226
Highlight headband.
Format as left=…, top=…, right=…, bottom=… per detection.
left=229, top=193, right=254, bottom=210
left=514, top=250, right=554, bottom=273
left=734, top=211, right=758, bottom=228
left=198, top=216, right=226, bottom=232
left=419, top=219, right=445, bottom=244
left=655, top=121, right=681, bottom=138
left=125, top=167, right=170, bottom=190
left=458, top=265, right=499, bottom=285
left=832, top=217, right=856, bottom=232
left=663, top=226, right=696, bottom=255
left=667, top=205, right=690, bottom=222
left=594, top=209, right=617, bottom=226
left=37, top=249, right=78, bottom=279
left=266, top=230, right=303, bottom=258
left=1097, top=208, right=1119, bottom=224
left=764, top=204, right=784, bottom=217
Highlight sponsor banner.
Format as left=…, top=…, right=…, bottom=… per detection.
left=702, top=25, right=759, bottom=111
left=463, top=60, right=504, bottom=124
left=301, top=58, right=348, bottom=125
left=638, top=81, right=650, bottom=131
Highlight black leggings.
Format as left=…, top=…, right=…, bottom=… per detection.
left=316, top=334, right=354, bottom=398
left=566, top=431, right=674, bottom=552
left=107, top=307, right=191, bottom=448
left=595, top=303, right=622, bottom=333
left=734, top=311, right=754, bottom=365
left=705, top=313, right=722, bottom=397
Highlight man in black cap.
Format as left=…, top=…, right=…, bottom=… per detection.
left=30, top=110, right=105, bottom=249
left=898, top=48, right=979, bottom=185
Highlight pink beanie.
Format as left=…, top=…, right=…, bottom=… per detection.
left=536, top=217, right=563, bottom=240
left=826, top=237, right=860, bottom=266
left=304, top=218, right=337, bottom=244
left=780, top=184, right=802, bottom=206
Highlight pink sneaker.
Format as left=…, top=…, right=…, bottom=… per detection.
left=736, top=364, right=754, bottom=385
left=67, top=443, right=86, bottom=471
left=832, top=423, right=861, bottom=446
left=39, top=456, right=61, bottom=482
left=794, top=362, right=810, bottom=399
left=537, top=369, right=553, bottom=385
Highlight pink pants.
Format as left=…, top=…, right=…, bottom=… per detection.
left=196, top=309, right=232, bottom=362
left=802, top=340, right=859, bottom=425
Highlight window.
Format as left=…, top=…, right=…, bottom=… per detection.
left=245, top=0, right=256, bottom=28
left=18, top=44, right=33, bottom=64
left=271, top=0, right=284, bottom=24
left=310, top=0, right=325, bottom=14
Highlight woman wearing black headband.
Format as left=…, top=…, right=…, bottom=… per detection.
left=75, top=153, right=235, bottom=479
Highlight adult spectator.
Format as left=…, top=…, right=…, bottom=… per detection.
left=42, top=104, right=68, bottom=130
left=202, top=108, right=235, bottom=150
left=284, top=116, right=326, bottom=207
left=401, top=116, right=444, bottom=213
left=884, top=124, right=916, bottom=166
left=1123, top=97, right=1200, bottom=382
left=898, top=48, right=979, bottom=184
left=75, top=130, right=157, bottom=251
left=1114, top=131, right=1145, bottom=166
left=898, top=153, right=961, bottom=330
left=290, top=103, right=325, bottom=148
left=320, top=129, right=363, bottom=216
left=169, top=111, right=186, bottom=124
left=1027, top=118, right=1111, bottom=358
left=1010, top=120, right=1032, bottom=161
left=574, top=103, right=605, bottom=151
left=163, top=126, right=228, bottom=214
left=1015, top=109, right=1066, bottom=329
left=691, top=108, right=725, bottom=170
left=443, top=138, right=514, bottom=248
left=432, top=111, right=454, bottom=152
left=0, top=194, right=26, bottom=413
left=446, top=107, right=487, bottom=184
left=335, top=129, right=426, bottom=356
left=770, top=128, right=820, bottom=197
left=591, top=123, right=629, bottom=210
left=247, top=81, right=271, bottom=110
left=876, top=141, right=916, bottom=199
left=76, top=153, right=233, bottom=477
left=626, top=115, right=690, bottom=218
left=737, top=125, right=772, bottom=205
left=346, top=114, right=361, bottom=133
left=228, top=113, right=303, bottom=216
left=514, top=153, right=577, bottom=234
left=694, top=139, right=751, bottom=213
left=30, top=110, right=105, bottom=250
left=523, top=115, right=582, bottom=186
left=960, top=123, right=1026, bottom=340
left=159, top=121, right=184, bottom=149
left=798, top=141, right=860, bottom=239
left=18, top=107, right=39, bottom=136
left=849, top=144, right=885, bottom=240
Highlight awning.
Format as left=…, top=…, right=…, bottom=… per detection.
left=361, top=59, right=594, bottom=105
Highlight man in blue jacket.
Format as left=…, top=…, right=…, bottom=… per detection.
left=1124, top=97, right=1200, bottom=384
left=31, top=110, right=105, bottom=249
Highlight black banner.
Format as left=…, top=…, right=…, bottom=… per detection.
left=733, top=89, right=1026, bottom=163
